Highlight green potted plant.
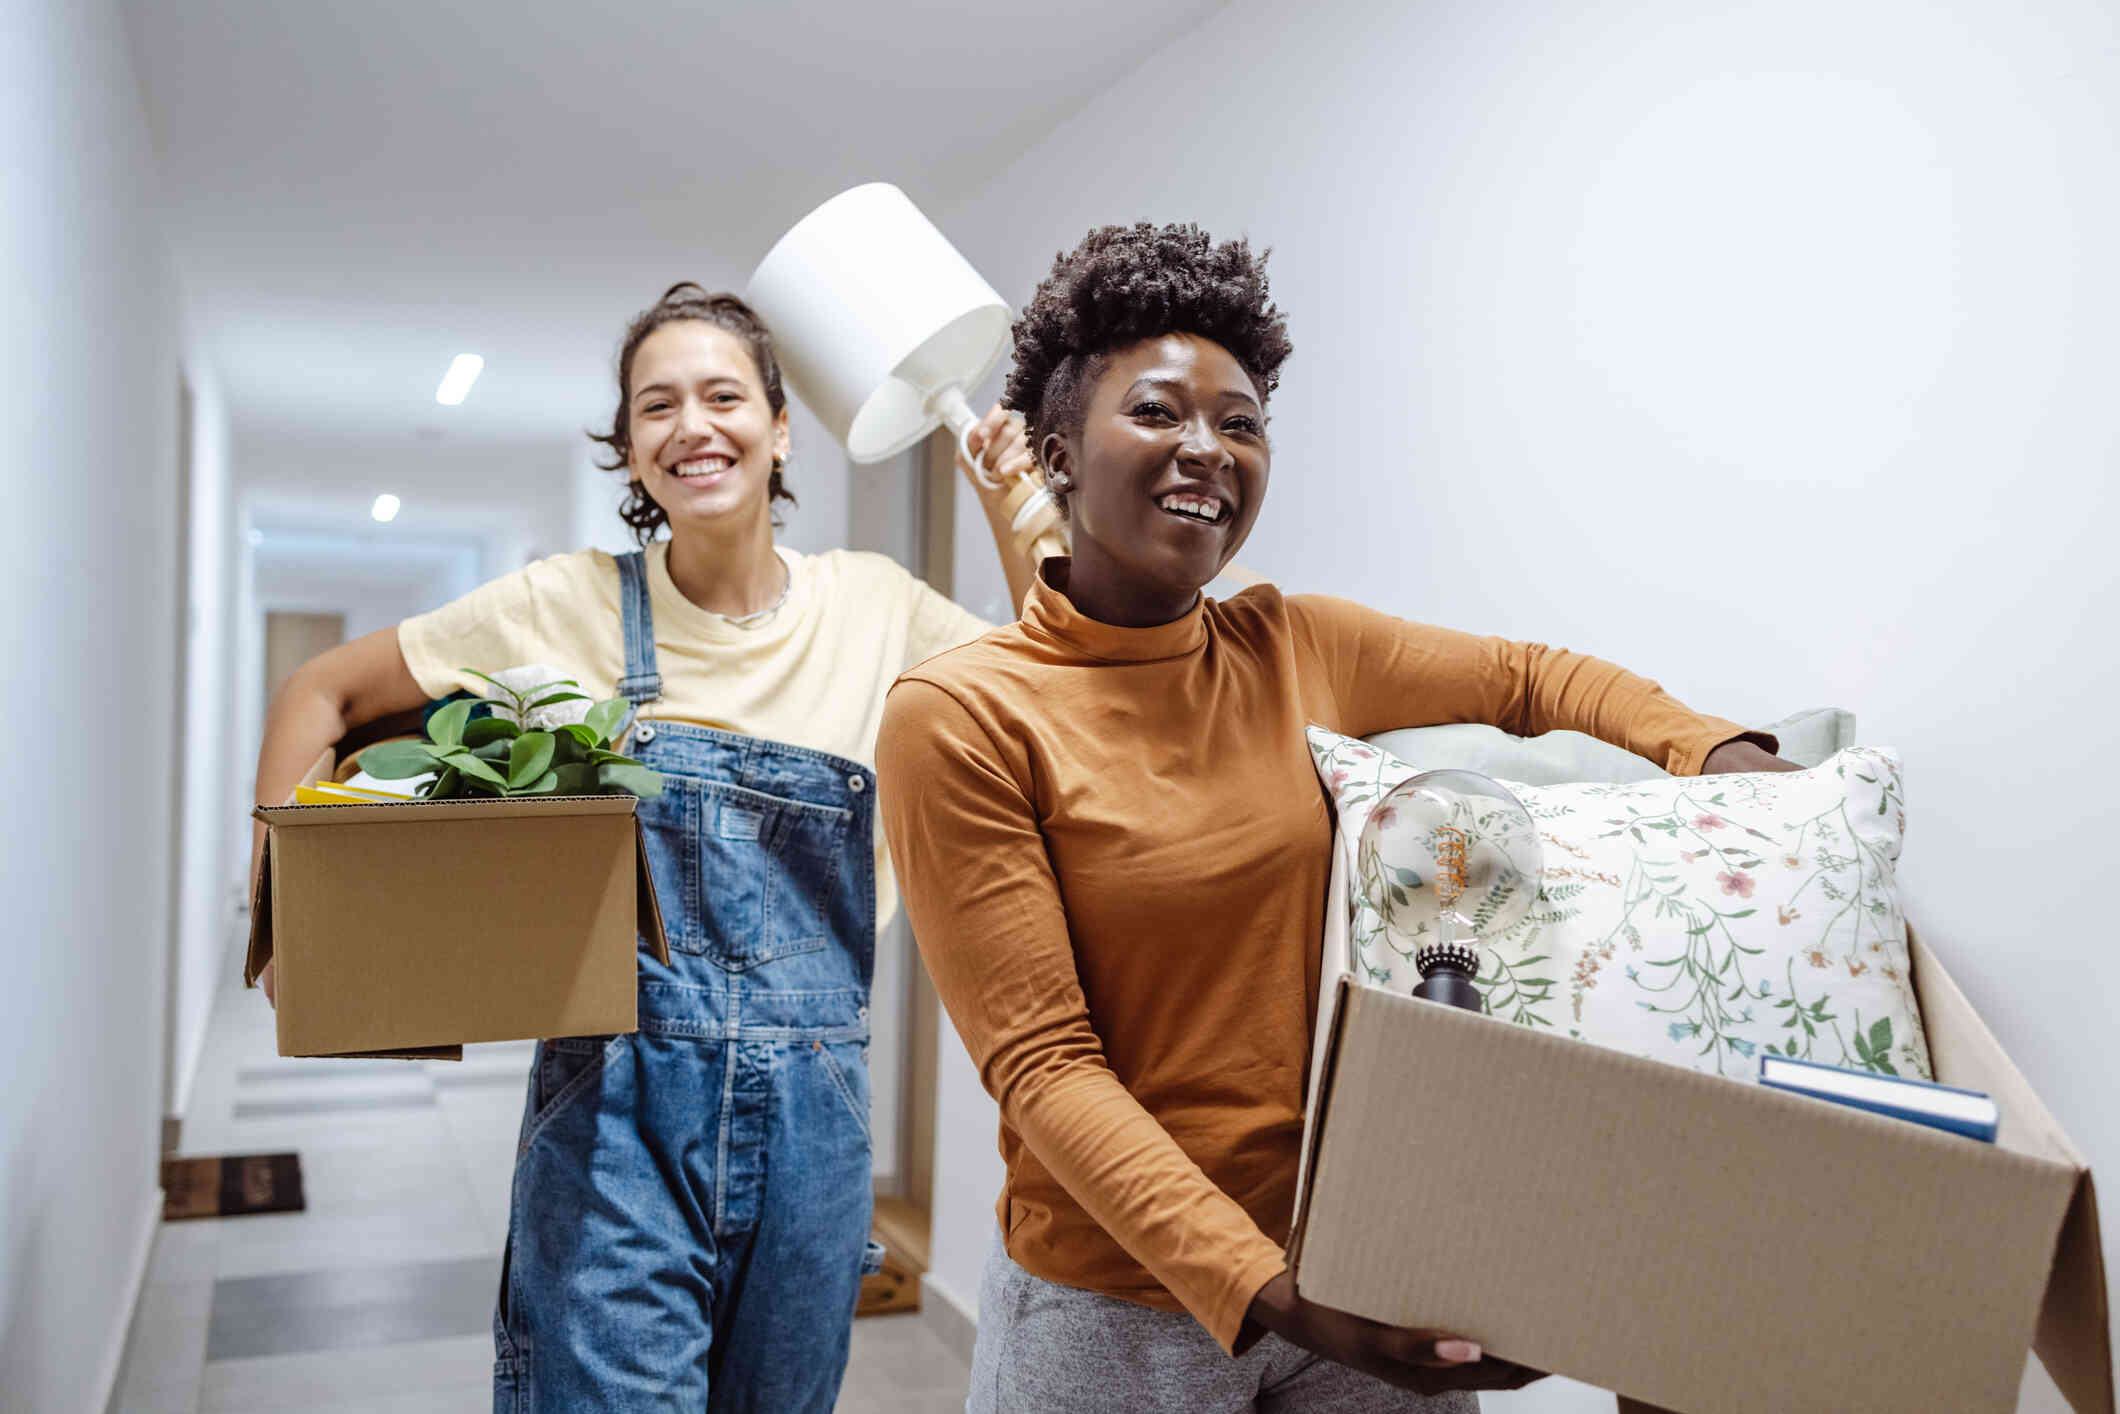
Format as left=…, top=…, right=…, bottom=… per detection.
left=356, top=669, right=660, bottom=799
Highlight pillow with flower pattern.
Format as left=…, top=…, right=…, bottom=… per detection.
left=1305, top=727, right=1931, bottom=1081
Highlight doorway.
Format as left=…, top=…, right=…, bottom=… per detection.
left=263, top=612, right=347, bottom=711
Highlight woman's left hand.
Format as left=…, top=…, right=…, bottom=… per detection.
left=1702, top=738, right=1803, bottom=774
left=957, top=403, right=1034, bottom=497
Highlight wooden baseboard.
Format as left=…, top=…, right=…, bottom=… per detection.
left=871, top=1194, right=930, bottom=1273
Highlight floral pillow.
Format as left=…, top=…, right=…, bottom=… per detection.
left=1306, top=727, right=1931, bottom=1081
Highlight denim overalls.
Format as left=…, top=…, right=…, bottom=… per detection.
left=494, top=549, right=882, bottom=1412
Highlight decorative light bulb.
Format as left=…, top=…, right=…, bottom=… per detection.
left=1356, top=769, right=1543, bottom=1011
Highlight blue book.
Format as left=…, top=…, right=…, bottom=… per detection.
left=1758, top=1053, right=2000, bottom=1142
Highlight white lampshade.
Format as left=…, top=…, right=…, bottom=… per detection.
left=747, top=183, right=1011, bottom=464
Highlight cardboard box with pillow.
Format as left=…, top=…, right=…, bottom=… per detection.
left=1289, top=710, right=2112, bottom=1414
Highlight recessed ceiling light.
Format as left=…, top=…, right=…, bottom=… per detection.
left=371, top=493, right=402, bottom=523
left=435, top=354, right=484, bottom=406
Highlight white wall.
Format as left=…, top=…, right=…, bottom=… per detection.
left=0, top=2, right=188, bottom=1408
left=169, top=361, right=237, bottom=1127
left=932, top=0, right=2117, bottom=1402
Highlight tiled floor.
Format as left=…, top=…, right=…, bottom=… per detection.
left=107, top=943, right=969, bottom=1413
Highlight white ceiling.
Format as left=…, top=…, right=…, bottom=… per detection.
left=125, top=0, right=1226, bottom=453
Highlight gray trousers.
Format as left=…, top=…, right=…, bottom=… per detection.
left=966, top=1236, right=1479, bottom=1414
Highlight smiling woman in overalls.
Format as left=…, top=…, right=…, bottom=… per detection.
left=249, top=283, right=1042, bottom=1411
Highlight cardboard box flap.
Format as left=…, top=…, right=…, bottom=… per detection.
left=1910, top=930, right=2113, bottom=1413
left=2041, top=1171, right=2115, bottom=1414
left=1288, top=974, right=1357, bottom=1256
left=245, top=747, right=336, bottom=987
left=635, top=815, right=669, bottom=966
left=1913, top=929, right=2083, bottom=1168
left=243, top=828, right=275, bottom=986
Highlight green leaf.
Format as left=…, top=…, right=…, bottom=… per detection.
left=507, top=731, right=556, bottom=789
left=525, top=690, right=591, bottom=712
left=588, top=747, right=642, bottom=766
left=441, top=750, right=508, bottom=787
left=596, top=761, right=663, bottom=798
left=1868, top=1017, right=1892, bottom=1054
left=462, top=717, right=520, bottom=747
left=560, top=723, right=601, bottom=749
left=549, top=763, right=600, bottom=795
left=1873, top=1056, right=1898, bottom=1077
left=585, top=698, right=630, bottom=745
left=459, top=667, right=521, bottom=695
left=359, top=740, right=441, bottom=779
left=427, top=698, right=474, bottom=749
left=1722, top=909, right=1756, bottom=919
left=471, top=740, right=512, bottom=763
left=421, top=764, right=462, bottom=799
left=520, top=770, right=561, bottom=795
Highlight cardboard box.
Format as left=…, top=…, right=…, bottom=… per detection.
left=1288, top=929, right=2111, bottom=1414
left=245, top=785, right=670, bottom=1060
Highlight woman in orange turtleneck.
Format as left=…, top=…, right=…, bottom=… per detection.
left=876, top=223, right=1793, bottom=1413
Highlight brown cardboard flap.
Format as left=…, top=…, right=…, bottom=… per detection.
left=1909, top=929, right=2113, bottom=1413
left=2040, top=1172, right=2115, bottom=1414
left=1286, top=975, right=1357, bottom=1265
left=635, top=815, right=670, bottom=966
left=1912, top=928, right=2082, bottom=1166
left=243, top=828, right=274, bottom=987
left=244, top=752, right=336, bottom=987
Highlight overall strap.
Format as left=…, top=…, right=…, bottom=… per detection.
left=614, top=550, right=662, bottom=706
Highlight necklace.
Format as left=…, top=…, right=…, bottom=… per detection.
left=719, top=557, right=792, bottom=628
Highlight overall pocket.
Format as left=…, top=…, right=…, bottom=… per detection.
left=520, top=1034, right=616, bottom=1150
left=678, top=780, right=852, bottom=970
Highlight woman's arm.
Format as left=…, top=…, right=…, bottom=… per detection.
left=878, top=678, right=1286, bottom=1347
left=957, top=404, right=1049, bottom=616
left=1294, top=596, right=1790, bottom=775
left=250, top=626, right=430, bottom=1002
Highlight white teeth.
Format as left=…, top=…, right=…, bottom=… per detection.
left=673, top=455, right=733, bottom=478
left=1158, top=493, right=1226, bottom=524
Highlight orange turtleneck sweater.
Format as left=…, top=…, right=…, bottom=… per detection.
left=875, top=564, right=1755, bottom=1354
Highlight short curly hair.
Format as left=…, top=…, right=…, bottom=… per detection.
left=1002, top=223, right=1293, bottom=459
left=587, top=282, right=797, bottom=546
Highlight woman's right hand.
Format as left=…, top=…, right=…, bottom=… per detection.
left=1243, top=1271, right=1546, bottom=1395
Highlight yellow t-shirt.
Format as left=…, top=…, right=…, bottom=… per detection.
left=397, top=540, right=991, bottom=928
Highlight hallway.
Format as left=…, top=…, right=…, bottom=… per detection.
left=105, top=932, right=971, bottom=1413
